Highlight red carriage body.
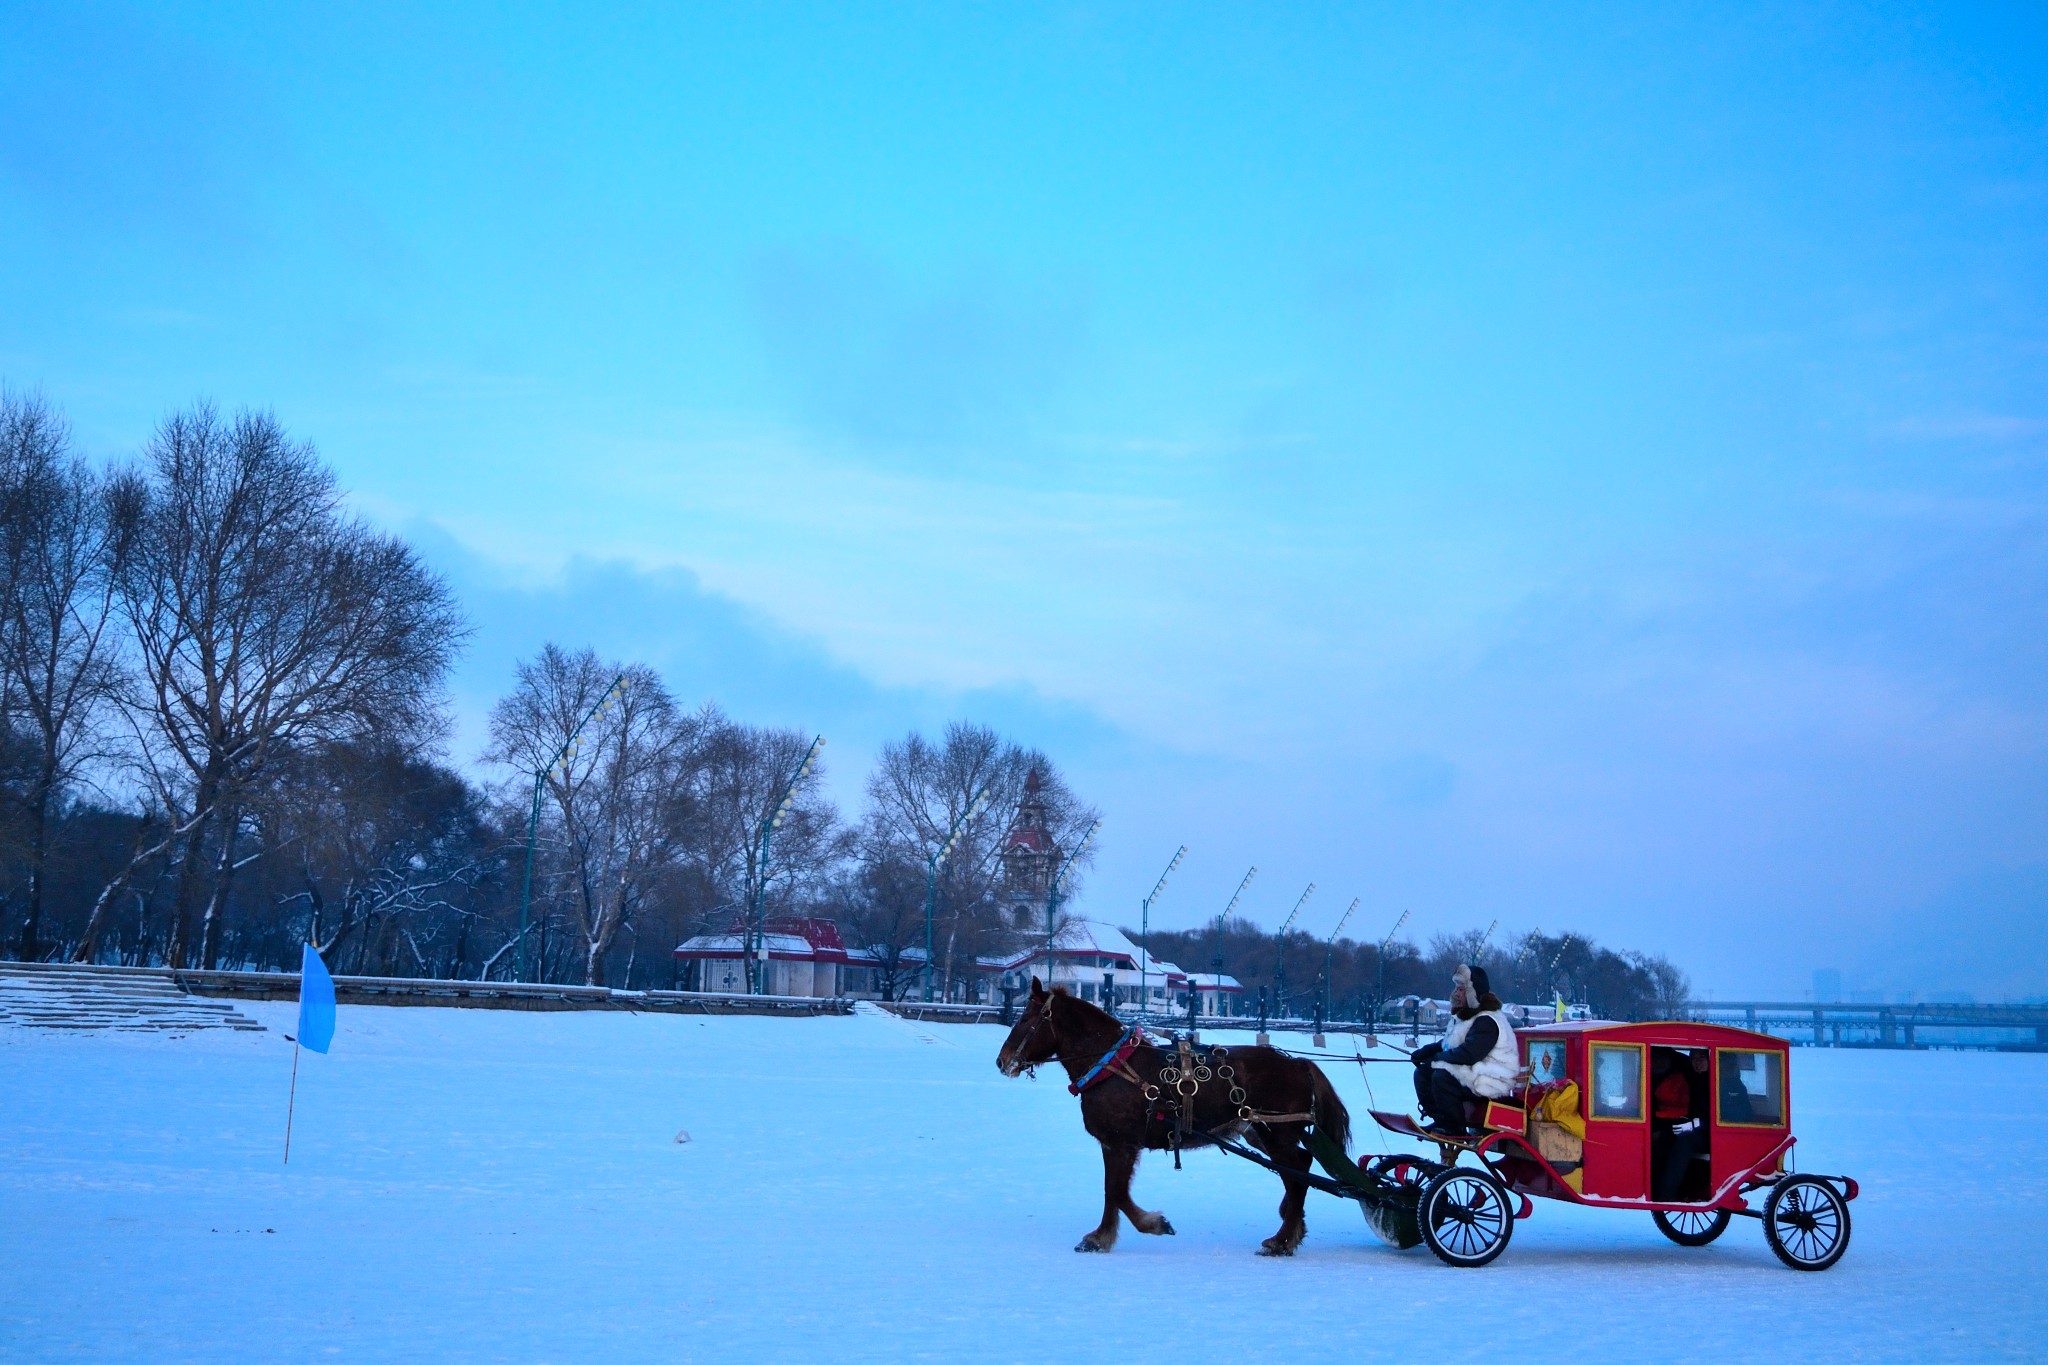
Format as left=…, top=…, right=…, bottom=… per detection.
left=1365, top=1019, right=1859, bottom=1268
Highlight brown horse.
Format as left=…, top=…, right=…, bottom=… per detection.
left=996, top=977, right=1350, bottom=1255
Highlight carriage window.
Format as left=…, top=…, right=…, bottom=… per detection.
left=1589, top=1044, right=1642, bottom=1119
left=1527, top=1040, right=1568, bottom=1086
left=1720, top=1050, right=1785, bottom=1126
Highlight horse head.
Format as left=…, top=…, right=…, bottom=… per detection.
left=996, top=977, right=1065, bottom=1076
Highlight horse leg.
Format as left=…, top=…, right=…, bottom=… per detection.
left=1116, top=1150, right=1176, bottom=1237
left=1256, top=1127, right=1313, bottom=1256
left=1077, top=1142, right=1138, bottom=1252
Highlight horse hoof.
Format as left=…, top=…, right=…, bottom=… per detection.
left=1258, top=1243, right=1294, bottom=1257
left=1157, top=1218, right=1176, bottom=1236
left=1075, top=1237, right=1109, bottom=1253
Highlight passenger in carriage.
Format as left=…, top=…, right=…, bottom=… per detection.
left=1652, top=1049, right=1710, bottom=1200
left=1410, top=964, right=1519, bottom=1136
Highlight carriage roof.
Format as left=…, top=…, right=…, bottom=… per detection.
left=1515, top=1018, right=1788, bottom=1051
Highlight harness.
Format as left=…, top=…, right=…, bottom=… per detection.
left=1026, top=996, right=1314, bottom=1170
left=1069, top=1027, right=1146, bottom=1095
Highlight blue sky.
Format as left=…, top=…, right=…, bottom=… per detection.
left=4, top=2, right=2044, bottom=997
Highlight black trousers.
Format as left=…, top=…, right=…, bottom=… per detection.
left=1414, top=1065, right=1482, bottom=1130
left=1655, top=1124, right=1707, bottom=1199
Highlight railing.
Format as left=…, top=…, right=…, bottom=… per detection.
left=166, top=966, right=854, bottom=1016
left=874, top=1001, right=1007, bottom=1025
left=1682, top=998, right=2048, bottom=1049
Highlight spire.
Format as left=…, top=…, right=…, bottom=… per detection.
left=998, top=767, right=1061, bottom=915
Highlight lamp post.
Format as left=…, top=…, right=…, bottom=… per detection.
left=923, top=785, right=993, bottom=1003
left=1136, top=845, right=1187, bottom=1025
left=1369, top=907, right=1410, bottom=1047
left=747, top=734, right=827, bottom=994
left=518, top=672, right=627, bottom=983
left=1315, top=896, right=1359, bottom=1047
left=1041, top=819, right=1100, bottom=996
left=1548, top=934, right=1576, bottom=1021
left=1272, top=883, right=1316, bottom=1024
left=1204, top=865, right=1256, bottom=1027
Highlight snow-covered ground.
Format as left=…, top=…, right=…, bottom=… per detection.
left=2, top=1003, right=2043, bottom=1362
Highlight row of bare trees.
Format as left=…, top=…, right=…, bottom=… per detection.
left=1132, top=920, right=1690, bottom=1023
left=0, top=394, right=463, bottom=970
left=0, top=392, right=1099, bottom=989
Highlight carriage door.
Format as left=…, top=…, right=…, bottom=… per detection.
left=1583, top=1041, right=1649, bottom=1199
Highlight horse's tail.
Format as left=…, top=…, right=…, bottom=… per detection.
left=1309, top=1063, right=1351, bottom=1155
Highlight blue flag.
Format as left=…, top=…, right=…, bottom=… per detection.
left=297, top=943, right=336, bottom=1054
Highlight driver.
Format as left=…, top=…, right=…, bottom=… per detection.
left=1411, top=964, right=1519, bottom=1135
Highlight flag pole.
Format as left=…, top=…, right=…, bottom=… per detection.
left=284, top=1036, right=302, bottom=1164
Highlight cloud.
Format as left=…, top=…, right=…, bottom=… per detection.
left=408, top=519, right=1140, bottom=806
left=747, top=244, right=1089, bottom=465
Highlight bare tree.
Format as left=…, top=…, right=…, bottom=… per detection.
left=837, top=842, right=927, bottom=1000
left=0, top=393, right=123, bottom=961
left=485, top=646, right=696, bottom=986
left=114, top=404, right=466, bottom=967
left=861, top=722, right=1098, bottom=1000
left=260, top=739, right=494, bottom=975
left=693, top=713, right=844, bottom=987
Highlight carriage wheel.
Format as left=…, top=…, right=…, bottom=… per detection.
left=1417, top=1166, right=1514, bottom=1267
left=1763, top=1176, right=1851, bottom=1271
left=1652, top=1208, right=1732, bottom=1247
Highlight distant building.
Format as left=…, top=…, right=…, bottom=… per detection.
left=672, top=916, right=851, bottom=998
left=980, top=919, right=1245, bottom=1017
left=672, top=912, right=1252, bottom=1014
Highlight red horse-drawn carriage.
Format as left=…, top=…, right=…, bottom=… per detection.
left=1353, top=1018, right=1857, bottom=1269
left=998, top=982, right=1855, bottom=1270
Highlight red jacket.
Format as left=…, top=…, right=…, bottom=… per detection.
left=1654, top=1070, right=1692, bottom=1121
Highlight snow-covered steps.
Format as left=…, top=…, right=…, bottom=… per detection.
left=0, top=962, right=266, bottom=1033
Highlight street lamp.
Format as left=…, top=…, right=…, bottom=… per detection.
left=924, top=785, right=993, bottom=1003
left=1042, top=819, right=1100, bottom=996
left=748, top=734, right=826, bottom=994
left=1548, top=934, right=1576, bottom=1021
left=1272, top=882, right=1316, bottom=1023
left=1136, top=845, right=1187, bottom=1025
left=1316, top=896, right=1360, bottom=1046
left=1199, top=866, right=1256, bottom=1031
left=518, top=672, right=627, bottom=983
left=1369, top=907, right=1411, bottom=1047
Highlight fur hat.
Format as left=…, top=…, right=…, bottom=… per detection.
left=1453, top=962, right=1501, bottom=1015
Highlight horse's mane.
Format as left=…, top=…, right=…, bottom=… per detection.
left=1046, top=987, right=1110, bottom=1025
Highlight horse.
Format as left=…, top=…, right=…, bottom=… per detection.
left=996, top=976, right=1350, bottom=1255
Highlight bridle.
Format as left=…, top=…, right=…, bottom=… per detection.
left=1008, top=992, right=1063, bottom=1077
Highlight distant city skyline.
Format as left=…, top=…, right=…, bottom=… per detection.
left=3, top=4, right=2044, bottom=996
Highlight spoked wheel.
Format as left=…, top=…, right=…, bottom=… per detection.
left=1763, top=1176, right=1851, bottom=1271
left=1652, top=1207, right=1732, bottom=1247
left=1417, top=1166, right=1514, bottom=1267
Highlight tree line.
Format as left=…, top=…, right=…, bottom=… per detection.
left=1133, top=920, right=1690, bottom=1022
left=0, top=391, right=1692, bottom=1011
left=0, top=393, right=1096, bottom=989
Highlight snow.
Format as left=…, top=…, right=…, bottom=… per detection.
left=2, top=1005, right=2043, bottom=1362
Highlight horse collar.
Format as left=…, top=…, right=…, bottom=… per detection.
left=1069, top=1026, right=1143, bottom=1096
